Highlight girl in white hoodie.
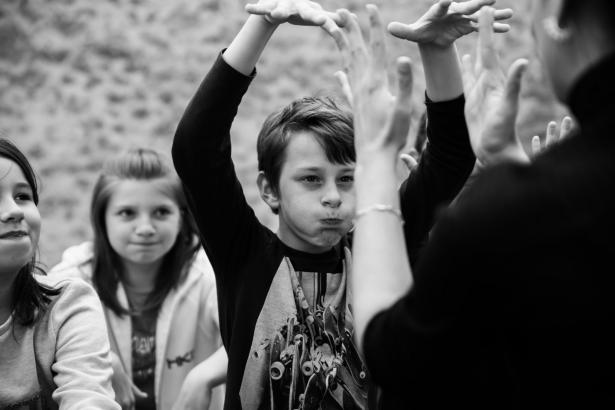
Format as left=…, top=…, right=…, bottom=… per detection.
left=50, top=148, right=226, bottom=410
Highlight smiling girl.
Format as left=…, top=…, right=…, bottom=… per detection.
left=0, top=138, right=118, bottom=409
left=50, top=148, right=226, bottom=410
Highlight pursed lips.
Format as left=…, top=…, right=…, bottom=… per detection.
left=320, top=217, right=344, bottom=226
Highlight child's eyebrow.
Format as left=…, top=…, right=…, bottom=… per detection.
left=15, top=182, right=31, bottom=189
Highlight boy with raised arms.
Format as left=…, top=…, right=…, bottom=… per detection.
left=172, top=0, right=511, bottom=408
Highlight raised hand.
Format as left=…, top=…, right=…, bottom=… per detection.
left=388, top=0, right=513, bottom=48
left=531, top=116, right=574, bottom=157
left=462, top=6, right=529, bottom=167
left=330, top=6, right=413, bottom=158
left=245, top=0, right=342, bottom=27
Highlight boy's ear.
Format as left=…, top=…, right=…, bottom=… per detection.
left=257, top=171, right=280, bottom=214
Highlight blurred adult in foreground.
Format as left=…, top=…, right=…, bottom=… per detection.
left=345, top=1, right=615, bottom=409
left=0, top=138, right=119, bottom=409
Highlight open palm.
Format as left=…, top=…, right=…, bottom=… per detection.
left=388, top=0, right=513, bottom=47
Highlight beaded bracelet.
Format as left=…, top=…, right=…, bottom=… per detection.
left=353, top=204, right=404, bottom=225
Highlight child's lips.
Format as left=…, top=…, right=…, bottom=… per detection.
left=321, top=218, right=344, bottom=226
left=0, top=230, right=28, bottom=239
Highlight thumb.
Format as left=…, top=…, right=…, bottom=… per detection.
left=400, top=153, right=418, bottom=172
left=387, top=21, right=414, bottom=40
left=131, top=382, right=148, bottom=399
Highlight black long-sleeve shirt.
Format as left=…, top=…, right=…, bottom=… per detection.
left=172, top=53, right=475, bottom=409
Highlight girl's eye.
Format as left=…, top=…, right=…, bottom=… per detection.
left=301, top=175, right=321, bottom=184
left=117, top=209, right=134, bottom=218
left=14, top=192, right=33, bottom=202
left=339, top=175, right=354, bottom=184
left=154, top=208, right=172, bottom=218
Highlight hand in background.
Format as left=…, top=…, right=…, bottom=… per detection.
left=172, top=370, right=213, bottom=410
left=388, top=0, right=513, bottom=47
left=110, top=353, right=147, bottom=410
left=330, top=5, right=414, bottom=158
left=531, top=116, right=574, bottom=157
left=245, top=0, right=343, bottom=28
left=462, top=6, right=529, bottom=167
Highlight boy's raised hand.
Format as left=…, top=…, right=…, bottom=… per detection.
left=330, top=5, right=413, bottom=157
left=462, top=6, right=529, bottom=167
left=245, top=0, right=342, bottom=27
left=388, top=0, right=512, bottom=48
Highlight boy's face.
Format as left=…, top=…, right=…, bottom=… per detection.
left=274, top=130, right=355, bottom=253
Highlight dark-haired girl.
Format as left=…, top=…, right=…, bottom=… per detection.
left=0, top=138, right=119, bottom=409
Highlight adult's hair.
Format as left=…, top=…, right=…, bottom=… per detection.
left=0, top=138, right=60, bottom=326
left=256, top=96, right=355, bottom=202
left=90, top=148, right=199, bottom=316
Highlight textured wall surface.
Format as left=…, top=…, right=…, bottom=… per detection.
left=0, top=0, right=566, bottom=267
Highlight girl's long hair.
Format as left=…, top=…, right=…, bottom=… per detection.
left=90, top=148, right=199, bottom=316
left=0, top=138, right=60, bottom=326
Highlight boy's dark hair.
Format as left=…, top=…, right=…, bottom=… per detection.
left=0, top=138, right=60, bottom=327
left=257, top=96, right=355, bottom=200
left=90, top=148, right=200, bottom=316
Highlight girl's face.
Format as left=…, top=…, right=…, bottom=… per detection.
left=0, top=157, right=41, bottom=276
left=104, top=178, right=181, bottom=273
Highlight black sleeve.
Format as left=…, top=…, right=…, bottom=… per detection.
left=400, top=94, right=476, bottom=264
left=364, top=163, right=530, bottom=397
left=172, top=53, right=265, bottom=287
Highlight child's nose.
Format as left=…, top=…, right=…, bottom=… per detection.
left=0, top=198, right=25, bottom=223
left=321, top=183, right=342, bottom=208
left=135, top=219, right=156, bottom=236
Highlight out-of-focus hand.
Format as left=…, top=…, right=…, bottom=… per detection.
left=330, top=5, right=413, bottom=159
left=388, top=0, right=513, bottom=48
left=245, top=0, right=343, bottom=27
left=110, top=354, right=147, bottom=410
left=531, top=116, right=574, bottom=157
left=462, top=6, right=529, bottom=167
left=172, top=368, right=213, bottom=410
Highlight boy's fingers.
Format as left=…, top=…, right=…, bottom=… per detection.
left=434, top=0, right=453, bottom=17
left=451, top=0, right=495, bottom=16
left=334, top=70, right=353, bottom=105
left=245, top=0, right=276, bottom=15
left=366, top=4, right=387, bottom=73
left=387, top=21, right=413, bottom=41
left=468, top=8, right=514, bottom=22
left=545, top=121, right=558, bottom=146
left=531, top=135, right=541, bottom=156
left=493, top=22, right=511, bottom=33
left=296, top=2, right=326, bottom=25
left=477, top=6, right=497, bottom=70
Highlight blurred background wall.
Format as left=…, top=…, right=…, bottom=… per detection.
left=0, top=0, right=568, bottom=267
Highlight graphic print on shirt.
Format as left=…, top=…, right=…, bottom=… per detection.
left=239, top=249, right=369, bottom=410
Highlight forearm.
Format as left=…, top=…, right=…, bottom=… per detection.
left=353, top=153, right=413, bottom=351
left=419, top=44, right=463, bottom=102
left=223, top=15, right=277, bottom=75
left=188, top=347, right=228, bottom=389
